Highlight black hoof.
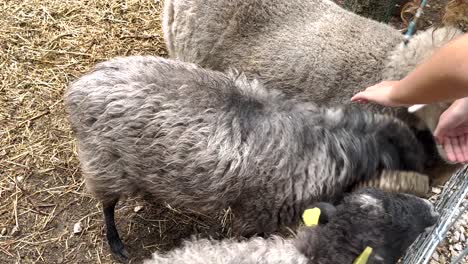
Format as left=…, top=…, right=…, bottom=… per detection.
left=110, top=241, right=129, bottom=261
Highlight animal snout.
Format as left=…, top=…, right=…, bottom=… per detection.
left=422, top=198, right=439, bottom=224
left=430, top=207, right=440, bottom=223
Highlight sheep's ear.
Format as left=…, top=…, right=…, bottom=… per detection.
left=303, top=202, right=337, bottom=226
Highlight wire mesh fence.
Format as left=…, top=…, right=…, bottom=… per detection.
left=336, top=1, right=468, bottom=263
left=401, top=165, right=468, bottom=264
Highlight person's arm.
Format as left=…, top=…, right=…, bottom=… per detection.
left=390, top=33, right=468, bottom=104
left=352, top=33, right=468, bottom=106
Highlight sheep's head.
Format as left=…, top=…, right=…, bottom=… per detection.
left=295, top=188, right=438, bottom=264
left=358, top=106, right=458, bottom=192
left=335, top=106, right=427, bottom=173
left=330, top=106, right=436, bottom=197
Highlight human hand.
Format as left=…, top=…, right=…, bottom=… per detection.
left=434, top=97, right=468, bottom=163
left=351, top=81, right=410, bottom=107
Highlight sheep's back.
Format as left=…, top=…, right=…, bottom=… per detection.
left=64, top=56, right=324, bottom=215
left=64, top=56, right=255, bottom=206
left=383, top=26, right=464, bottom=80
left=65, top=56, right=419, bottom=234
left=164, top=0, right=403, bottom=104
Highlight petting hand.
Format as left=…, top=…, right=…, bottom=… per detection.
left=434, top=97, right=468, bottom=163
left=351, top=81, right=410, bottom=107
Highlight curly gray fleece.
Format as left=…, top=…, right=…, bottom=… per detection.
left=143, top=188, right=439, bottom=264
left=65, top=56, right=430, bottom=256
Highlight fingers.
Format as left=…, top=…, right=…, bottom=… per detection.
left=434, top=124, right=468, bottom=139
left=445, top=126, right=468, bottom=137
left=434, top=115, right=450, bottom=138
left=351, top=81, right=407, bottom=107
left=451, top=137, right=464, bottom=162
left=444, top=138, right=457, bottom=162
left=351, top=90, right=384, bottom=105
left=351, top=81, right=390, bottom=102
left=440, top=134, right=468, bottom=163
left=351, top=92, right=367, bottom=103
left=351, top=97, right=369, bottom=104
left=460, top=134, right=468, bottom=162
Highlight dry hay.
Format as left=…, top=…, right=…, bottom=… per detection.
left=443, top=0, right=468, bottom=32
left=0, top=0, right=464, bottom=263
left=0, top=0, right=233, bottom=263
left=401, top=0, right=468, bottom=31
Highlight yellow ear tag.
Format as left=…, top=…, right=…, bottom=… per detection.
left=353, top=246, right=373, bottom=264
left=302, top=207, right=321, bottom=227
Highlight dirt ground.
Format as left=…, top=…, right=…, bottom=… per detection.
left=0, top=0, right=465, bottom=263
left=0, top=1, right=202, bottom=263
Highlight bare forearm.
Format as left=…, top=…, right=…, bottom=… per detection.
left=389, top=33, right=468, bottom=104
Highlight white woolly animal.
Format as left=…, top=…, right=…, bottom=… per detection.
left=163, top=0, right=463, bottom=107
left=143, top=188, right=439, bottom=264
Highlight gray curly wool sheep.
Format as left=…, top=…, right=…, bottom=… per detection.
left=65, top=56, right=433, bottom=259
left=162, top=0, right=465, bottom=179
left=143, top=188, right=439, bottom=264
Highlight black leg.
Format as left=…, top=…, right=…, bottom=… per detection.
left=103, top=198, right=129, bottom=260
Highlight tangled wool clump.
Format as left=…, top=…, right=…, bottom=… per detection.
left=443, top=0, right=468, bottom=32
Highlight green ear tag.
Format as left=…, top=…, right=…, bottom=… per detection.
left=302, top=207, right=321, bottom=227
